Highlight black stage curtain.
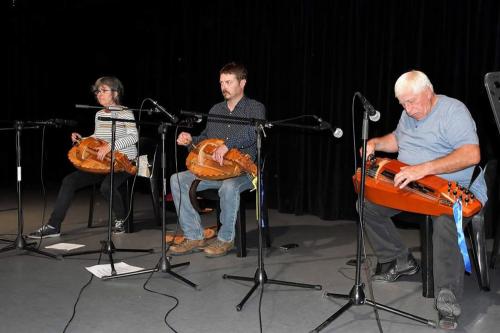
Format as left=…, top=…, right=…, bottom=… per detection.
left=4, top=0, right=500, bottom=222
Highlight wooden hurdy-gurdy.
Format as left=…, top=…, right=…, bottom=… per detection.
left=353, top=158, right=481, bottom=217
left=68, top=137, right=137, bottom=175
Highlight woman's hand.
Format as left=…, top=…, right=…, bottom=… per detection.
left=96, top=143, right=111, bottom=161
left=71, top=132, right=82, bottom=143
left=177, top=132, right=192, bottom=146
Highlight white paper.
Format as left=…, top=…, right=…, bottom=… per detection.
left=45, top=243, right=86, bottom=251
left=85, top=262, right=144, bottom=279
left=137, top=155, right=151, bottom=178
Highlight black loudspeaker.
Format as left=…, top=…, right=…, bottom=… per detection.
left=484, top=72, right=500, bottom=268
left=485, top=72, right=500, bottom=133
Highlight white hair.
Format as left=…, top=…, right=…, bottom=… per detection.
left=394, top=70, right=434, bottom=97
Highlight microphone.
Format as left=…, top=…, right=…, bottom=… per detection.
left=75, top=104, right=99, bottom=109
left=180, top=116, right=202, bottom=124
left=51, top=118, right=78, bottom=127
left=30, top=119, right=78, bottom=127
left=356, top=92, right=381, bottom=122
left=150, top=99, right=179, bottom=123
left=106, top=105, right=128, bottom=111
left=75, top=104, right=127, bottom=111
left=313, top=115, right=343, bottom=138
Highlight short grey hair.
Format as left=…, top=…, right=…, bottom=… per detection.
left=394, top=70, right=434, bottom=97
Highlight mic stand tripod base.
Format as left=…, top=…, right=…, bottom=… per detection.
left=0, top=234, right=62, bottom=260
left=310, top=284, right=436, bottom=333
left=102, top=255, right=197, bottom=289
left=223, top=267, right=322, bottom=311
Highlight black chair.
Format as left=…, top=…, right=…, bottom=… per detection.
left=417, top=210, right=490, bottom=298
left=395, top=162, right=492, bottom=298
left=487, top=160, right=500, bottom=269
left=491, top=219, right=500, bottom=268
left=88, top=137, right=161, bottom=233
left=484, top=72, right=500, bottom=268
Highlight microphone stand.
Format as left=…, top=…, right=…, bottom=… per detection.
left=181, top=110, right=323, bottom=311
left=63, top=117, right=153, bottom=275
left=309, top=108, right=436, bottom=332
left=0, top=121, right=60, bottom=259
left=101, top=121, right=196, bottom=288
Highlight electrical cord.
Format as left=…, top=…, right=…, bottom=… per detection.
left=140, top=118, right=183, bottom=332
left=35, top=125, right=49, bottom=250
left=119, top=99, right=146, bottom=226
left=258, top=283, right=264, bottom=333
left=142, top=260, right=180, bottom=333
left=62, top=249, right=103, bottom=333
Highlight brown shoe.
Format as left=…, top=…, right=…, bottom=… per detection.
left=170, top=239, right=206, bottom=256
left=204, top=239, right=234, bottom=258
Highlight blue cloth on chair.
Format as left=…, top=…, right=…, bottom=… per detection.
left=453, top=200, right=471, bottom=273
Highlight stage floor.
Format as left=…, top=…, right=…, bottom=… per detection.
left=0, top=188, right=499, bottom=333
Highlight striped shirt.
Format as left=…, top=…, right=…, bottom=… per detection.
left=91, top=109, right=138, bottom=160
left=193, top=96, right=266, bottom=160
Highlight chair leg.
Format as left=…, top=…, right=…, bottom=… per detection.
left=88, top=184, right=96, bottom=228
left=420, top=215, right=434, bottom=298
left=491, top=221, right=500, bottom=269
left=235, top=200, right=247, bottom=258
left=468, top=215, right=491, bottom=290
left=124, top=180, right=134, bottom=233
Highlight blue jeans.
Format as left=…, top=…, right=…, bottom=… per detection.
left=170, top=171, right=253, bottom=242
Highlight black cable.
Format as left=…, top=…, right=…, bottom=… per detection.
left=142, top=260, right=180, bottom=333
left=141, top=123, right=183, bottom=332
left=361, top=228, right=384, bottom=333
left=120, top=99, right=146, bottom=226
left=143, top=124, right=184, bottom=331
left=258, top=284, right=264, bottom=333
left=169, top=125, right=183, bottom=252
left=269, top=114, right=316, bottom=125
left=352, top=94, right=358, bottom=174
left=62, top=250, right=103, bottom=333
left=35, top=125, right=49, bottom=250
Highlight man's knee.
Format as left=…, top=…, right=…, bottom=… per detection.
left=170, top=171, right=193, bottom=189
left=433, top=216, right=456, bottom=235
left=218, top=182, right=240, bottom=199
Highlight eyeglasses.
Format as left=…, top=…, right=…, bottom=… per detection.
left=93, top=89, right=112, bottom=95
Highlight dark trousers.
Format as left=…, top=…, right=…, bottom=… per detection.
left=362, top=200, right=466, bottom=298
left=48, top=170, right=130, bottom=231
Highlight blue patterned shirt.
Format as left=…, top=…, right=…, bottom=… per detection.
left=193, top=96, right=266, bottom=160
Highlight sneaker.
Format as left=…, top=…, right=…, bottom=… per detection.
left=113, top=219, right=125, bottom=234
left=28, top=225, right=60, bottom=239
left=436, top=288, right=461, bottom=316
left=170, top=239, right=207, bottom=256
left=436, top=288, right=461, bottom=330
left=204, top=239, right=234, bottom=258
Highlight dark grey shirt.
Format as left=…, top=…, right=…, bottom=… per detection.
left=193, top=96, right=266, bottom=160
